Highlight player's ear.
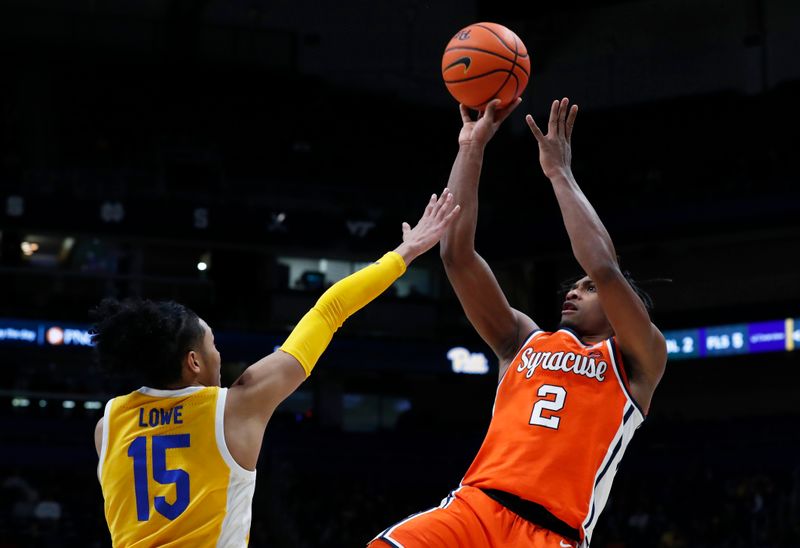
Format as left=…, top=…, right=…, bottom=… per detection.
left=185, top=350, right=201, bottom=375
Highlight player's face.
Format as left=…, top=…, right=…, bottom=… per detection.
left=197, top=319, right=222, bottom=387
left=558, top=276, right=612, bottom=336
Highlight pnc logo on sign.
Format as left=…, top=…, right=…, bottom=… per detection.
left=46, top=327, right=64, bottom=345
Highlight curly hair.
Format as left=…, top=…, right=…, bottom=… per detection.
left=558, top=271, right=663, bottom=311
left=90, top=298, right=205, bottom=388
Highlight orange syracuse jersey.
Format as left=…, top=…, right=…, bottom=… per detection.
left=462, top=328, right=645, bottom=545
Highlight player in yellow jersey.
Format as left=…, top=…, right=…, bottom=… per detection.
left=93, top=191, right=460, bottom=547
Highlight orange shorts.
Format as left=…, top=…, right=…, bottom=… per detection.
left=368, top=486, right=579, bottom=548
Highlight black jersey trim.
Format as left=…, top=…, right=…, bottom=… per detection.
left=508, top=328, right=543, bottom=364
left=583, top=434, right=624, bottom=533
left=608, top=338, right=646, bottom=418
left=498, top=329, right=542, bottom=386
left=557, top=327, right=595, bottom=347
left=481, top=488, right=580, bottom=543
left=623, top=404, right=635, bottom=424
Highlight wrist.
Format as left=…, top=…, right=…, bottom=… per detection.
left=546, top=168, right=575, bottom=185
left=458, top=140, right=487, bottom=155
left=392, top=242, right=419, bottom=267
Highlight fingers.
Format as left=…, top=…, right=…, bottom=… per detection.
left=428, top=193, right=438, bottom=209
left=421, top=189, right=446, bottom=219
left=484, top=98, right=500, bottom=122
left=565, top=104, right=578, bottom=141
left=557, top=97, right=569, bottom=137
left=547, top=99, right=559, bottom=135
left=431, top=189, right=460, bottom=231
left=459, top=104, right=472, bottom=125
left=495, top=97, right=522, bottom=124
left=421, top=188, right=459, bottom=226
left=526, top=114, right=544, bottom=141
left=405, top=189, right=461, bottom=249
left=424, top=193, right=437, bottom=218
left=442, top=204, right=461, bottom=226
left=535, top=98, right=577, bottom=140
left=433, top=189, right=455, bottom=221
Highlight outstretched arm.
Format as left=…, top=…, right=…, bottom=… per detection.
left=224, top=192, right=460, bottom=467
left=526, top=98, right=666, bottom=411
left=440, top=99, right=537, bottom=370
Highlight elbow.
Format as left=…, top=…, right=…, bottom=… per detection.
left=439, top=243, right=454, bottom=266
left=439, top=237, right=455, bottom=264
left=440, top=244, right=471, bottom=269
left=439, top=233, right=475, bottom=266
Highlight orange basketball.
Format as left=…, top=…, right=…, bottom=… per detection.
left=442, top=22, right=530, bottom=109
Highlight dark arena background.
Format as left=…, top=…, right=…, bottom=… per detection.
left=2, top=0, right=800, bottom=546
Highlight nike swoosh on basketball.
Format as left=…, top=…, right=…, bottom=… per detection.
left=559, top=542, right=573, bottom=548
left=444, top=56, right=471, bottom=74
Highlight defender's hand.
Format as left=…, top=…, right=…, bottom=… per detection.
left=395, top=189, right=461, bottom=265
left=526, top=97, right=579, bottom=180
left=458, top=98, right=522, bottom=148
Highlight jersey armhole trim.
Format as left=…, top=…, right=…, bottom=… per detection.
left=510, top=328, right=544, bottom=362
left=216, top=388, right=257, bottom=479
left=607, top=338, right=646, bottom=420
left=498, top=329, right=544, bottom=385
left=520, top=328, right=543, bottom=348
left=97, top=397, right=114, bottom=481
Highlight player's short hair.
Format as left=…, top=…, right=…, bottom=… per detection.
left=90, top=298, right=205, bottom=387
left=558, top=271, right=656, bottom=311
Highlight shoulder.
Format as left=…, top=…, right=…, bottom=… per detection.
left=497, top=327, right=551, bottom=378
left=94, top=417, right=103, bottom=456
left=502, top=327, right=550, bottom=359
left=612, top=328, right=667, bottom=413
left=614, top=324, right=667, bottom=372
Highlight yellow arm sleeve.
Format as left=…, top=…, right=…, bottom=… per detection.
left=279, top=251, right=407, bottom=376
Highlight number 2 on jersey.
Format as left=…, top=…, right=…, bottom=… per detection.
left=128, top=434, right=191, bottom=521
left=529, top=384, right=567, bottom=429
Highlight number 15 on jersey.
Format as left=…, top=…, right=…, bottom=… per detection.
left=128, top=434, right=191, bottom=521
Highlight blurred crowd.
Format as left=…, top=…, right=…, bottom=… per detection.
left=2, top=413, right=798, bottom=548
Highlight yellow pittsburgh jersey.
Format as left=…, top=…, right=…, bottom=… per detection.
left=98, top=386, right=256, bottom=547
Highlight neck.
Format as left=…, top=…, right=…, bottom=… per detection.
left=164, top=379, right=203, bottom=390
left=581, top=333, right=611, bottom=344
left=559, top=324, right=613, bottom=344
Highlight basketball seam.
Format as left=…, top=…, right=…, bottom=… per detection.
left=474, top=24, right=529, bottom=58
left=443, top=46, right=530, bottom=77
left=479, top=33, right=519, bottom=107
left=470, top=73, right=520, bottom=109
left=443, top=68, right=517, bottom=84
left=510, top=35, right=521, bottom=100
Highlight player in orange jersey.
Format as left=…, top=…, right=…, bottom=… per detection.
left=368, top=98, right=667, bottom=548
left=92, top=191, right=460, bottom=547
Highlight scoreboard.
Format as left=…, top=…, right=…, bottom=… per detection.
left=2, top=317, right=799, bottom=363
left=0, top=319, right=93, bottom=348
left=664, top=318, right=798, bottom=360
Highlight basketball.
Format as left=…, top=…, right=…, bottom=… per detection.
left=441, top=22, right=530, bottom=109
